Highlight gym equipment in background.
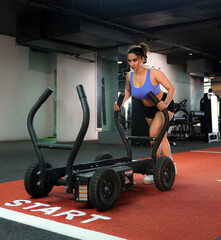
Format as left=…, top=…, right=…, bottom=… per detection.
left=169, top=91, right=220, bottom=143
left=200, top=91, right=220, bottom=143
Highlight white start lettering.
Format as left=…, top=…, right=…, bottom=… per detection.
left=4, top=200, right=111, bottom=223
left=53, top=210, right=86, bottom=220
left=31, top=206, right=62, bottom=215
left=23, top=202, right=50, bottom=210
left=4, top=199, right=32, bottom=207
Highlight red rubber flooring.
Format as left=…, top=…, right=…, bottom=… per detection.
left=0, top=146, right=221, bottom=240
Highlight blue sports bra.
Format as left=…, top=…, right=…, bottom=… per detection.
left=130, top=69, right=160, bottom=100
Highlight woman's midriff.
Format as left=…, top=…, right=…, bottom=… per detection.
left=142, top=90, right=163, bottom=107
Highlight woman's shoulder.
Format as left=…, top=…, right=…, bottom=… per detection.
left=127, top=70, right=133, bottom=75
left=149, top=68, right=163, bottom=77
left=126, top=71, right=133, bottom=80
left=142, top=67, right=150, bottom=74
left=151, top=68, right=163, bottom=73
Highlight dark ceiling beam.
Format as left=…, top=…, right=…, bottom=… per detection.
left=156, top=39, right=217, bottom=60
left=94, top=0, right=221, bottom=19
left=26, top=0, right=207, bottom=17
left=144, top=16, right=221, bottom=33
left=26, top=0, right=156, bottom=38
left=22, top=0, right=220, bottom=61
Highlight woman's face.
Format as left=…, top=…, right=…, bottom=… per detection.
left=128, top=53, right=144, bottom=71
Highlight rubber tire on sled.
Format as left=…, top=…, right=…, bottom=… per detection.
left=94, top=152, right=113, bottom=161
left=153, top=156, right=175, bottom=191
left=89, top=168, right=121, bottom=211
left=24, top=162, right=53, bottom=198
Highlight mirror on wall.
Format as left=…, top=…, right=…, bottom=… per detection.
left=96, top=52, right=132, bottom=131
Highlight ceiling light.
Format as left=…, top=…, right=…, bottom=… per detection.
left=189, top=52, right=193, bottom=56
left=117, top=61, right=123, bottom=64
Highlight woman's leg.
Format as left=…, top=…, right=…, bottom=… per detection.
left=147, top=111, right=173, bottom=157
left=147, top=111, right=165, bottom=158
left=143, top=111, right=174, bottom=184
left=143, top=113, right=163, bottom=184
left=157, top=111, right=174, bottom=157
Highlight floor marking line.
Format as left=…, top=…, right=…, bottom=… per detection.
left=0, top=207, right=126, bottom=240
left=190, top=150, right=221, bottom=154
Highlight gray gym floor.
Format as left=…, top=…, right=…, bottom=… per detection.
left=1, top=139, right=221, bottom=183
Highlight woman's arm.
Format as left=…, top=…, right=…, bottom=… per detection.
left=152, top=69, right=175, bottom=109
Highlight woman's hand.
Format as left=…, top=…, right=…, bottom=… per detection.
left=114, top=102, right=121, bottom=111
left=157, top=101, right=168, bottom=111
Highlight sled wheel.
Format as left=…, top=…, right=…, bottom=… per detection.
left=24, top=162, right=53, bottom=198
left=89, top=168, right=121, bottom=211
left=153, top=156, right=175, bottom=191
left=94, top=152, right=113, bottom=161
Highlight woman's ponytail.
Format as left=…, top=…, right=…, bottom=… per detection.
left=138, top=42, right=150, bottom=63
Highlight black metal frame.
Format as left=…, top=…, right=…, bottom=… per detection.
left=27, top=85, right=170, bottom=195
left=115, top=91, right=170, bottom=163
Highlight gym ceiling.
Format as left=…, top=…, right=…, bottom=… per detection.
left=1, top=0, right=221, bottom=76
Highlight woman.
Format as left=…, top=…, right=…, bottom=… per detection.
left=114, top=42, right=176, bottom=184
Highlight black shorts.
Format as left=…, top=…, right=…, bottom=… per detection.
left=142, top=92, right=175, bottom=119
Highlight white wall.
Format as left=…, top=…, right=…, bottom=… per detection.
left=146, top=53, right=191, bottom=110
left=56, top=53, right=97, bottom=142
left=0, top=34, right=204, bottom=142
left=212, top=76, right=221, bottom=97
left=0, top=34, right=98, bottom=142
left=0, top=34, right=55, bottom=141
left=190, top=75, right=204, bottom=111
